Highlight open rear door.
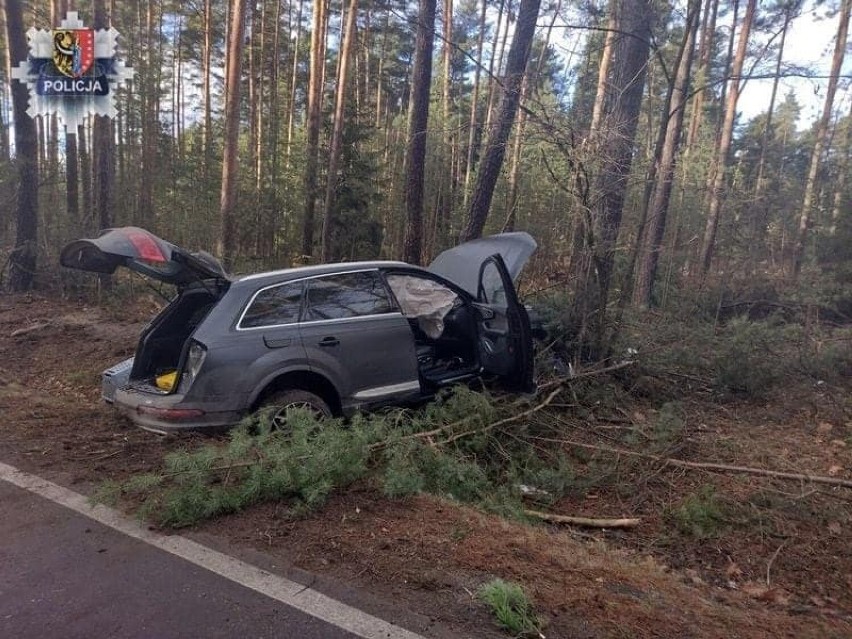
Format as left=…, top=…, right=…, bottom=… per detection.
left=60, top=227, right=228, bottom=287
left=475, top=255, right=534, bottom=391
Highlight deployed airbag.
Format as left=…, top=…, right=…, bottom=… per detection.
left=387, top=275, right=458, bottom=339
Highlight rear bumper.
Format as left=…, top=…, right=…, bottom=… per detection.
left=112, top=387, right=244, bottom=434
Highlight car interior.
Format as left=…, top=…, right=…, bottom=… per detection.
left=386, top=274, right=479, bottom=384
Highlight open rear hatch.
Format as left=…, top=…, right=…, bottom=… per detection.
left=60, top=226, right=229, bottom=287
left=61, top=227, right=229, bottom=394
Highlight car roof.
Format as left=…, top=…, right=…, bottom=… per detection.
left=232, top=260, right=417, bottom=288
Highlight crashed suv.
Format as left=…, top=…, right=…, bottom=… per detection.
left=60, top=227, right=538, bottom=434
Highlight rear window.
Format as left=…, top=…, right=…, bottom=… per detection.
left=304, top=271, right=394, bottom=321
left=240, top=281, right=303, bottom=328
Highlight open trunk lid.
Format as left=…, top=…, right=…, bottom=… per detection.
left=60, top=226, right=229, bottom=287
left=428, top=232, right=536, bottom=297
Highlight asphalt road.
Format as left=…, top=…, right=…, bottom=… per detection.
left=0, top=479, right=364, bottom=639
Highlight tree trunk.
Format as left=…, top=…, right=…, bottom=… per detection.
left=218, top=0, right=248, bottom=265
left=138, top=0, right=156, bottom=224
left=685, top=0, right=718, bottom=149
left=484, top=0, right=514, bottom=134
left=792, top=0, right=850, bottom=276
left=92, top=0, right=115, bottom=288
left=504, top=75, right=529, bottom=232
left=460, top=0, right=542, bottom=242
left=202, top=0, right=213, bottom=176
left=505, top=0, right=561, bottom=232
left=698, top=0, right=756, bottom=277
left=632, top=0, right=699, bottom=308
left=587, top=0, right=654, bottom=330
left=589, top=1, right=618, bottom=140
left=320, top=0, right=358, bottom=261
left=4, top=0, right=38, bottom=291
left=433, top=0, right=454, bottom=253
left=830, top=99, right=852, bottom=235
left=301, top=0, right=327, bottom=257
left=79, top=121, right=92, bottom=221
left=751, top=2, right=793, bottom=261
left=92, top=0, right=114, bottom=251
left=66, top=131, right=79, bottom=224
left=402, top=0, right=437, bottom=264
left=461, top=0, right=488, bottom=210
left=286, top=0, right=304, bottom=166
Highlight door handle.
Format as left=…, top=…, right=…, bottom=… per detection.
left=318, top=336, right=340, bottom=347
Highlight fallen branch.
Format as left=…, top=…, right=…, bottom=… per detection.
left=11, top=321, right=51, bottom=337
left=537, top=360, right=636, bottom=392
left=535, top=437, right=852, bottom=489
left=439, top=387, right=562, bottom=446
left=524, top=509, right=640, bottom=529
left=371, top=387, right=563, bottom=451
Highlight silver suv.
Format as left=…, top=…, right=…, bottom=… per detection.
left=61, top=227, right=537, bottom=434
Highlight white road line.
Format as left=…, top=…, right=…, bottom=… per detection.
left=0, top=461, right=427, bottom=639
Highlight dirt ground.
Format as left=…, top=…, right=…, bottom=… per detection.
left=2, top=291, right=851, bottom=638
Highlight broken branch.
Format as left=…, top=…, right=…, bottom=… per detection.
left=11, top=321, right=51, bottom=337
left=536, top=437, right=852, bottom=489
left=524, top=509, right=640, bottom=528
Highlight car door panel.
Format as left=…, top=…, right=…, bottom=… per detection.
left=228, top=280, right=310, bottom=403
left=475, top=256, right=534, bottom=391
left=299, top=272, right=420, bottom=406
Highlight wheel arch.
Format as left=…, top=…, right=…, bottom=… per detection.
left=250, top=369, right=342, bottom=416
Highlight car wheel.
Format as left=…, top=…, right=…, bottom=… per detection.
left=260, top=389, right=331, bottom=430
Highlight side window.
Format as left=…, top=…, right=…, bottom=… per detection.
left=304, top=271, right=393, bottom=321
left=479, top=260, right=507, bottom=306
left=240, top=281, right=303, bottom=328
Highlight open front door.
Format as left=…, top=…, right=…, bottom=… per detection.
left=475, top=255, right=534, bottom=391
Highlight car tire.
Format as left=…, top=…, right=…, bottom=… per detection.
left=260, top=389, right=332, bottom=430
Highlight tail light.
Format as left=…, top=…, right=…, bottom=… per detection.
left=178, top=341, right=207, bottom=393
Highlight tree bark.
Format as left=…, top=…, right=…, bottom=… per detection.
left=460, top=0, right=542, bottom=242
left=138, top=0, right=156, bottom=224
left=589, top=0, right=618, bottom=140
left=218, top=0, right=248, bottom=265
left=320, top=0, right=358, bottom=261
left=79, top=122, right=92, bottom=223
left=402, top=0, right=437, bottom=264
left=830, top=99, right=852, bottom=235
left=202, top=0, right=213, bottom=176
left=698, top=0, right=756, bottom=277
left=685, top=0, right=718, bottom=150
left=433, top=0, right=454, bottom=252
left=586, top=0, right=653, bottom=335
left=285, top=0, right=304, bottom=166
left=301, top=0, right=327, bottom=257
left=461, top=0, right=488, bottom=210
left=4, top=0, right=38, bottom=291
left=65, top=130, right=79, bottom=224
left=93, top=0, right=113, bottom=233
left=792, top=0, right=850, bottom=277
left=632, top=0, right=699, bottom=308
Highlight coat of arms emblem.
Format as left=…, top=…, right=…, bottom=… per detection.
left=10, top=11, right=134, bottom=129
left=52, top=29, right=94, bottom=78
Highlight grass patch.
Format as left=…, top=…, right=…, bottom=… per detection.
left=478, top=578, right=541, bottom=637
left=670, top=486, right=728, bottom=539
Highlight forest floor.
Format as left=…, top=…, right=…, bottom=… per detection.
left=2, top=291, right=851, bottom=638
